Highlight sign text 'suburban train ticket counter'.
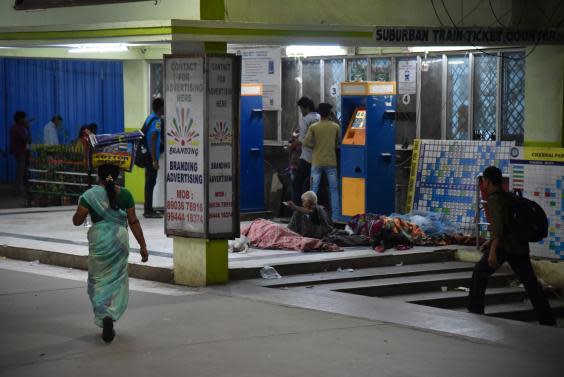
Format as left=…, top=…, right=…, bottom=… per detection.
left=340, top=81, right=397, bottom=218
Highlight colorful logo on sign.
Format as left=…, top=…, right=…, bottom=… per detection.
left=209, top=121, right=232, bottom=145
left=167, top=107, right=200, bottom=146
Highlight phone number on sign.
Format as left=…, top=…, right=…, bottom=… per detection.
left=166, top=201, right=204, bottom=212
left=166, top=212, right=205, bottom=224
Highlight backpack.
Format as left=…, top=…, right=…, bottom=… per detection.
left=498, top=190, right=549, bottom=243
left=134, top=116, right=158, bottom=168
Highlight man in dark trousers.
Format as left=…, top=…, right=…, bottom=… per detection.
left=468, top=166, right=555, bottom=326
left=290, top=96, right=320, bottom=205
left=142, top=98, right=164, bottom=218
left=9, top=111, right=32, bottom=195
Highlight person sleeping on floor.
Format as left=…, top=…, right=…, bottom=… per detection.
left=240, top=191, right=368, bottom=252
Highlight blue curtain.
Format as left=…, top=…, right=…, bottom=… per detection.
left=0, top=58, right=124, bottom=183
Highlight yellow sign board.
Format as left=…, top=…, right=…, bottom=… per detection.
left=522, top=147, right=564, bottom=162
left=91, top=142, right=135, bottom=172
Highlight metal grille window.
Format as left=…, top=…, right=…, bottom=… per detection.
left=149, top=62, right=163, bottom=101
left=263, top=111, right=279, bottom=141
left=302, top=59, right=321, bottom=106
left=348, top=58, right=368, bottom=81
left=323, top=59, right=345, bottom=122
left=446, top=56, right=470, bottom=140
left=281, top=59, right=301, bottom=142
left=420, top=57, right=443, bottom=140
left=501, top=51, right=525, bottom=144
left=370, top=58, right=392, bottom=81
left=473, top=54, right=498, bottom=141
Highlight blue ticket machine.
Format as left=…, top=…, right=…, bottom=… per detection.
left=239, top=84, right=265, bottom=212
left=340, top=82, right=397, bottom=218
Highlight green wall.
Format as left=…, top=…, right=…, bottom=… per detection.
left=524, top=46, right=564, bottom=147
left=224, top=0, right=512, bottom=26
left=123, top=60, right=149, bottom=203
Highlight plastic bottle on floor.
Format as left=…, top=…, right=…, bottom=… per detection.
left=260, top=266, right=281, bottom=279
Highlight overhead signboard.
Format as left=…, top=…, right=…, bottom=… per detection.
left=164, top=54, right=240, bottom=239
left=374, top=27, right=564, bottom=46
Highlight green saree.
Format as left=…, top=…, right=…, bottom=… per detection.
left=81, top=186, right=129, bottom=328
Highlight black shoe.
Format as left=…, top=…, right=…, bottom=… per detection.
left=143, top=211, right=163, bottom=218
left=102, top=316, right=115, bottom=343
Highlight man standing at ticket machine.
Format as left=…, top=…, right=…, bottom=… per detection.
left=290, top=97, right=320, bottom=205
left=304, top=103, right=340, bottom=221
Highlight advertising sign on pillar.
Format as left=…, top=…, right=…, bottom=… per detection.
left=207, top=55, right=240, bottom=237
left=164, top=55, right=240, bottom=239
left=164, top=56, right=206, bottom=237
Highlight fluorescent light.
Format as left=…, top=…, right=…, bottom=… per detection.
left=68, top=43, right=129, bottom=54
left=408, top=46, right=484, bottom=53
left=448, top=60, right=466, bottom=65
left=286, top=45, right=347, bottom=57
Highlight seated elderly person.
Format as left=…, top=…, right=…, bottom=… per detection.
left=287, top=191, right=333, bottom=239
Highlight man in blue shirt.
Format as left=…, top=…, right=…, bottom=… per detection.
left=143, top=98, right=164, bottom=218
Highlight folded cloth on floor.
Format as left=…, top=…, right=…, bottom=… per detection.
left=347, top=212, right=471, bottom=252
left=388, top=211, right=461, bottom=238
left=241, top=219, right=341, bottom=252
left=347, top=213, right=385, bottom=239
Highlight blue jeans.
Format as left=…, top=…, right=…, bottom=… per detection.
left=311, top=166, right=339, bottom=219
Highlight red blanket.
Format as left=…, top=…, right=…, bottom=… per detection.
left=241, top=219, right=341, bottom=252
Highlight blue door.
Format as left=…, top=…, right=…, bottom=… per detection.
left=239, top=95, right=264, bottom=212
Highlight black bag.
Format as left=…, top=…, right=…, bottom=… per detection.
left=504, top=190, right=549, bottom=243
left=134, top=116, right=157, bottom=168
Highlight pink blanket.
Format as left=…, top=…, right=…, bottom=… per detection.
left=241, top=219, right=341, bottom=252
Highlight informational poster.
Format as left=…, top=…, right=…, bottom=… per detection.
left=510, top=147, right=564, bottom=260
left=229, top=46, right=281, bottom=110
left=164, top=57, right=206, bottom=236
left=398, top=59, right=417, bottom=94
left=207, top=56, right=237, bottom=235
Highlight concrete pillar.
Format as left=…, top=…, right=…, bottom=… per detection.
left=173, top=237, right=228, bottom=286
left=169, top=28, right=229, bottom=286
left=524, top=46, right=564, bottom=147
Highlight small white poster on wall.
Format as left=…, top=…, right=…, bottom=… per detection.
left=398, top=59, right=417, bottom=95
left=164, top=57, right=206, bottom=236
left=229, top=46, right=281, bottom=110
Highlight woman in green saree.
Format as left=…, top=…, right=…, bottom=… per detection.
left=72, top=164, right=149, bottom=343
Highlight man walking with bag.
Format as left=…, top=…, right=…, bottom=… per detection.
left=468, top=166, right=555, bottom=326
left=141, top=98, right=164, bottom=218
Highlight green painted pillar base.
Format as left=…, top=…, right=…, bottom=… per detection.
left=173, top=237, right=228, bottom=287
